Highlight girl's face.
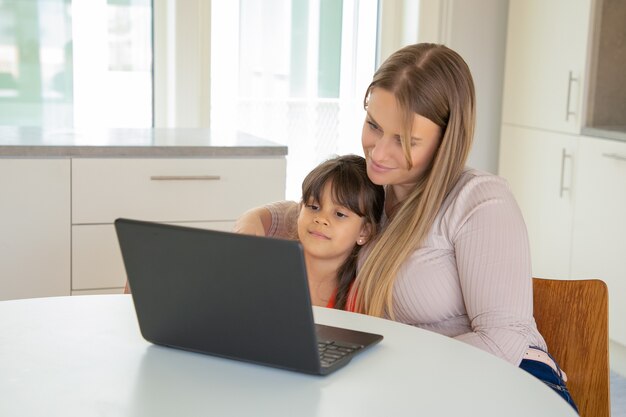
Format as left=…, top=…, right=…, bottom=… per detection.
left=361, top=88, right=443, bottom=201
left=297, top=181, right=370, bottom=263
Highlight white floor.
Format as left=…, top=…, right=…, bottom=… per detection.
left=613, top=371, right=626, bottom=417
left=611, top=341, right=626, bottom=417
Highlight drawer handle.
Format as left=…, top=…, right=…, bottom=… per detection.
left=559, top=149, right=572, bottom=198
left=150, top=175, right=221, bottom=181
left=602, top=153, right=626, bottom=162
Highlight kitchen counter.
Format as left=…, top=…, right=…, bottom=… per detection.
left=582, top=126, right=626, bottom=143
left=1, top=127, right=287, bottom=300
left=0, top=127, right=288, bottom=157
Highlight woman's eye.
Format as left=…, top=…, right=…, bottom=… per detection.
left=367, top=121, right=380, bottom=131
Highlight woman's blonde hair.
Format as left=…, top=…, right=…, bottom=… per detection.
left=352, top=43, right=476, bottom=318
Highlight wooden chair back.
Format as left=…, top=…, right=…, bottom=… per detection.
left=532, top=278, right=610, bottom=417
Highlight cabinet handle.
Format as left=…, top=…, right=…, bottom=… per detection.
left=150, top=175, right=221, bottom=181
left=559, top=149, right=571, bottom=198
left=565, top=71, right=579, bottom=121
left=602, top=153, right=626, bottom=162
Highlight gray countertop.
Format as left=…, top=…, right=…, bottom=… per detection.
left=0, top=127, right=288, bottom=157
left=582, top=126, right=626, bottom=143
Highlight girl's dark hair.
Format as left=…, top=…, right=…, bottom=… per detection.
left=300, top=154, right=385, bottom=309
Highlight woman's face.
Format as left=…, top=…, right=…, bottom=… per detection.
left=361, top=88, right=442, bottom=201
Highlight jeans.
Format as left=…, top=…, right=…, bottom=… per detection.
left=519, top=349, right=579, bottom=414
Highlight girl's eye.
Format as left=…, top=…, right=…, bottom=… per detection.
left=335, top=211, right=347, bottom=218
left=305, top=203, right=319, bottom=211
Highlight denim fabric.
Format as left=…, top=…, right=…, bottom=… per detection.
left=519, top=350, right=579, bottom=414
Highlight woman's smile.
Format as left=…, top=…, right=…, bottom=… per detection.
left=368, top=158, right=393, bottom=173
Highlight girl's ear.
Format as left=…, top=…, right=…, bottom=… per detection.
left=357, top=222, right=373, bottom=246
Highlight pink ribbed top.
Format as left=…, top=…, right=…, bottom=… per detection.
left=267, top=169, right=547, bottom=365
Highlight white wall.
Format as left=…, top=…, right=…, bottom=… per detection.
left=447, top=1, right=509, bottom=174
left=378, top=0, right=509, bottom=174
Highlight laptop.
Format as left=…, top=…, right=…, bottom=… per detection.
left=114, top=218, right=383, bottom=375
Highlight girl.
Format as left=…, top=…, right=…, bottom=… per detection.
left=291, top=154, right=384, bottom=309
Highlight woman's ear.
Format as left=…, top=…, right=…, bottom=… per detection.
left=357, top=223, right=373, bottom=246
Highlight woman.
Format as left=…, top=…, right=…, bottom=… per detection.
left=234, top=43, right=577, bottom=411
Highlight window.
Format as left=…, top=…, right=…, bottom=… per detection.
left=211, top=0, right=378, bottom=199
left=0, top=0, right=152, bottom=130
left=1, top=0, right=378, bottom=198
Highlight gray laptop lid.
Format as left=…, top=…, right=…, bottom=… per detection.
left=115, top=218, right=382, bottom=375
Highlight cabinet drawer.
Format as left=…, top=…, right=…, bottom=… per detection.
left=72, top=225, right=127, bottom=290
left=72, top=221, right=235, bottom=290
left=72, top=158, right=286, bottom=224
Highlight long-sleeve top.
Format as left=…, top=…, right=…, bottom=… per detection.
left=266, top=168, right=548, bottom=366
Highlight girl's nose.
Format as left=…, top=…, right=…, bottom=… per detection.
left=314, top=216, right=329, bottom=226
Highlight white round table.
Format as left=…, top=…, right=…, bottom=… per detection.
left=0, top=295, right=577, bottom=417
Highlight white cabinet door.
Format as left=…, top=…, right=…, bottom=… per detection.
left=501, top=0, right=591, bottom=133
left=571, top=137, right=626, bottom=345
left=0, top=159, right=70, bottom=300
left=498, top=125, right=578, bottom=279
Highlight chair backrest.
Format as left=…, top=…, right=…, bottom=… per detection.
left=532, top=278, right=610, bottom=417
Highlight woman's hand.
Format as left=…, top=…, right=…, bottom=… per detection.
left=232, top=207, right=272, bottom=236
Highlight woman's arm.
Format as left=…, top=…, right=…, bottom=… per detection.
left=451, top=175, right=541, bottom=365
left=232, top=207, right=273, bottom=236
left=232, top=201, right=300, bottom=239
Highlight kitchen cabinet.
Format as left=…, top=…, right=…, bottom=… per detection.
left=501, top=0, right=592, bottom=134
left=498, top=0, right=626, bottom=348
left=0, top=159, right=71, bottom=300
left=71, top=158, right=286, bottom=293
left=570, top=137, right=626, bottom=345
left=0, top=128, right=288, bottom=300
left=499, top=125, right=578, bottom=279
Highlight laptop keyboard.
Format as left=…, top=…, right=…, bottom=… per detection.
left=317, top=340, right=364, bottom=368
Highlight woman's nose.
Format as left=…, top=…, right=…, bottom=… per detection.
left=370, top=135, right=392, bottom=160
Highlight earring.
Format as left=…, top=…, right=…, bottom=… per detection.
left=358, top=238, right=364, bottom=244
